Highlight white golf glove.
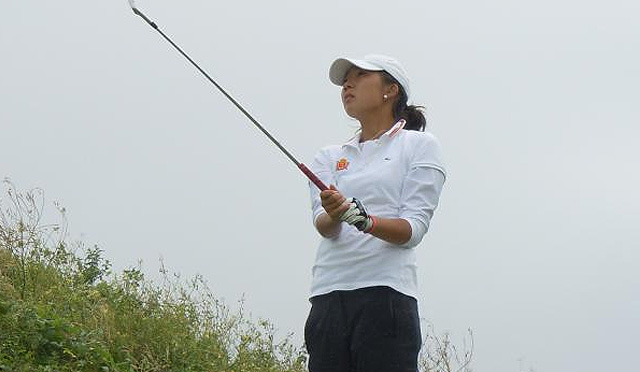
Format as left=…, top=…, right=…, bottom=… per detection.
left=339, top=197, right=374, bottom=232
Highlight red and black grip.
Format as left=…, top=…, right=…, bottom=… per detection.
left=298, top=163, right=328, bottom=191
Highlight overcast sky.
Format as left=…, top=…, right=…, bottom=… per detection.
left=2, top=1, right=639, bottom=371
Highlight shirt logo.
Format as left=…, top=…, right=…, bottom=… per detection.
left=336, top=158, right=350, bottom=171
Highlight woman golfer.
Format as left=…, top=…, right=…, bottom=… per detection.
left=305, top=54, right=446, bottom=372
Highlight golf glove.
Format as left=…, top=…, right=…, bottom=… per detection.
left=339, top=197, right=374, bottom=232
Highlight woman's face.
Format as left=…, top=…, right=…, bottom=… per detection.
left=341, top=67, right=389, bottom=119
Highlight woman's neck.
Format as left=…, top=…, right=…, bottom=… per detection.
left=359, top=112, right=396, bottom=142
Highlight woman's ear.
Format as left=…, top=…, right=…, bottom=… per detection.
left=385, top=83, right=400, bottom=100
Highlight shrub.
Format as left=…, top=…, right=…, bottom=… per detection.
left=0, top=179, right=306, bottom=372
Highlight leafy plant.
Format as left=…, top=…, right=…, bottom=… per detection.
left=0, top=179, right=306, bottom=372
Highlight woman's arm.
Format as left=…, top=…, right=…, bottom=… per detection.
left=366, top=217, right=412, bottom=245
left=316, top=212, right=412, bottom=245
left=317, top=184, right=413, bottom=245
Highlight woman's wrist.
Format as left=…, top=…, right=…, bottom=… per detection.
left=316, top=213, right=342, bottom=238
left=363, top=216, right=378, bottom=234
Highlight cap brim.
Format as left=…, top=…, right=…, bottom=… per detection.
left=329, top=58, right=384, bottom=86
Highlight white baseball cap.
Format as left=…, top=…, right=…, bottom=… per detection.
left=329, top=54, right=411, bottom=99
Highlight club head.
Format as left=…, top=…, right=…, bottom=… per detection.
left=127, top=0, right=136, bottom=9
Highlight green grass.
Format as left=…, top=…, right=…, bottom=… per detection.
left=0, top=181, right=307, bottom=372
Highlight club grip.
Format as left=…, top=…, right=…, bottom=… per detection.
left=298, top=163, right=328, bottom=191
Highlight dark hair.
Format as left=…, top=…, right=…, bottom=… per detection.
left=381, top=71, right=426, bottom=131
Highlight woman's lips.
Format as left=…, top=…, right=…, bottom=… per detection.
left=343, top=93, right=355, bottom=103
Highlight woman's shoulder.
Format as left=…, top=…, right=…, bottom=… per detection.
left=317, top=143, right=343, bottom=154
left=313, top=144, right=343, bottom=161
left=397, top=130, right=446, bottom=171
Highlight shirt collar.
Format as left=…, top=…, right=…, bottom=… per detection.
left=342, top=119, right=406, bottom=149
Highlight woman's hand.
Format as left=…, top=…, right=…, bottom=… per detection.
left=320, top=184, right=350, bottom=222
left=315, top=185, right=349, bottom=238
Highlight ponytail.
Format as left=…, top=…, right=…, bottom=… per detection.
left=381, top=71, right=426, bottom=132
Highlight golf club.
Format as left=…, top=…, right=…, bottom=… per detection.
left=127, top=0, right=328, bottom=191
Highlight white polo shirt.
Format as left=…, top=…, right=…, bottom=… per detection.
left=308, top=120, right=446, bottom=299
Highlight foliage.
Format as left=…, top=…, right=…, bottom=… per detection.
left=0, top=179, right=307, bottom=372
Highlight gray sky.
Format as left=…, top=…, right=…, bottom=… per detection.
left=2, top=0, right=639, bottom=371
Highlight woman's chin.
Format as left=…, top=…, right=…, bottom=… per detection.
left=343, top=107, right=360, bottom=120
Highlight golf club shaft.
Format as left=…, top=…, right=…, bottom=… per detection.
left=130, top=6, right=328, bottom=191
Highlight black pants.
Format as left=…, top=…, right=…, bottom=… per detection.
left=304, top=286, right=422, bottom=372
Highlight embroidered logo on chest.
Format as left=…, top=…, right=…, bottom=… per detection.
left=336, top=158, right=350, bottom=171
